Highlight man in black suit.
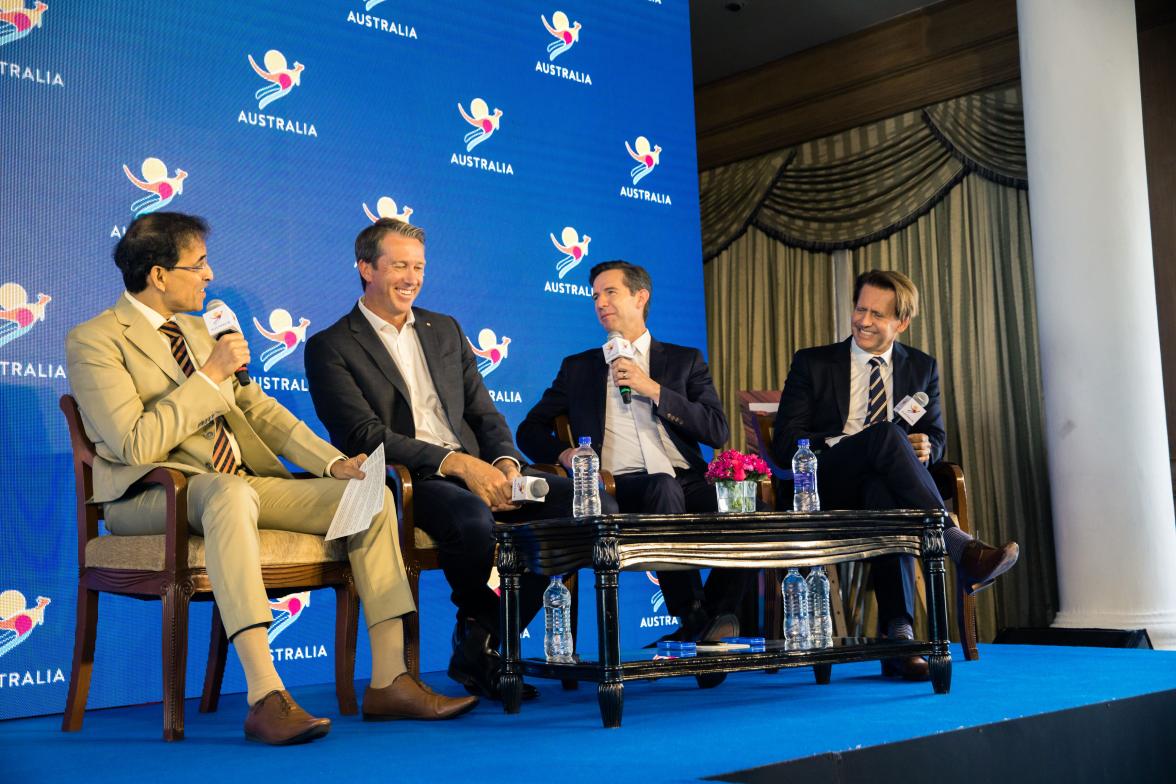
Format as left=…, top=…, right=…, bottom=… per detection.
left=772, top=269, right=1019, bottom=679
left=305, top=218, right=611, bottom=701
left=518, top=260, right=749, bottom=644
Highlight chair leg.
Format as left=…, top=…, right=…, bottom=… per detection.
left=825, top=566, right=849, bottom=639
left=161, top=583, right=191, bottom=742
left=334, top=581, right=359, bottom=715
left=958, top=579, right=980, bottom=661
left=61, top=585, right=98, bottom=732
left=404, top=568, right=422, bottom=678
left=200, top=605, right=228, bottom=714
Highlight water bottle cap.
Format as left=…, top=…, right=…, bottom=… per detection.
left=578, top=436, right=592, bottom=446
left=798, top=438, right=810, bottom=447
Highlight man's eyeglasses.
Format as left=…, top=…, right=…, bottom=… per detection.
left=169, top=263, right=209, bottom=273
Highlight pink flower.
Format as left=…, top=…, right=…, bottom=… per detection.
left=706, top=449, right=770, bottom=483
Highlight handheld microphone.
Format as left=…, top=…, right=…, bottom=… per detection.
left=202, top=299, right=251, bottom=386
left=511, top=475, right=549, bottom=503
left=893, top=391, right=929, bottom=425
left=602, top=331, right=636, bottom=404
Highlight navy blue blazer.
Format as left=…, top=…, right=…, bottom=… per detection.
left=771, top=338, right=947, bottom=466
left=516, top=339, right=729, bottom=473
left=304, top=304, right=522, bottom=479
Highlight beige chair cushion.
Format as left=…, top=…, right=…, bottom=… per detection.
left=414, top=528, right=438, bottom=549
left=85, top=530, right=347, bottom=571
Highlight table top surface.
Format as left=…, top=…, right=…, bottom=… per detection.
left=495, top=508, right=949, bottom=534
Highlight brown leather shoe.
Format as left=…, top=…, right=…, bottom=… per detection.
left=959, top=539, right=1020, bottom=594
left=363, top=673, right=479, bottom=721
left=244, top=690, right=331, bottom=745
left=881, top=656, right=930, bottom=681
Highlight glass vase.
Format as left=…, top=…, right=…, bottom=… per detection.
left=715, top=479, right=757, bottom=514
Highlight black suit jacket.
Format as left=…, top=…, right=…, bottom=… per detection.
left=516, top=338, right=729, bottom=473
left=304, top=304, right=522, bottom=479
left=771, top=338, right=946, bottom=466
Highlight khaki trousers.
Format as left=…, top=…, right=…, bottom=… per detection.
left=105, top=473, right=415, bottom=637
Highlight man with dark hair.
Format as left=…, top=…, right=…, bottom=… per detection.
left=304, top=218, right=605, bottom=701
left=66, top=213, right=476, bottom=745
left=517, top=260, right=750, bottom=649
left=772, top=268, right=1019, bottom=680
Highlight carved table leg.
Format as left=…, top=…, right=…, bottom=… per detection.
left=813, top=663, right=832, bottom=685
left=498, top=537, right=523, bottom=713
left=594, top=536, right=623, bottom=728
left=923, top=520, right=953, bottom=695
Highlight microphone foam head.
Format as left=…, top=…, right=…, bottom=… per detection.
left=531, top=478, right=549, bottom=498
left=913, top=391, right=930, bottom=406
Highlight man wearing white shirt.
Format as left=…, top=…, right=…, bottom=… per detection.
left=518, top=261, right=750, bottom=647
left=772, top=269, right=1019, bottom=680
left=305, top=218, right=602, bottom=701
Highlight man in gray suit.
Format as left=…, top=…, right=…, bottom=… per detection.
left=67, top=213, right=475, bottom=745
left=305, top=218, right=614, bottom=701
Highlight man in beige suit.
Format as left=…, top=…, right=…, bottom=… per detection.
left=66, top=212, right=476, bottom=745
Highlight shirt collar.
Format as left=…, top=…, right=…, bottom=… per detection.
left=123, top=290, right=169, bottom=330
left=358, top=297, right=415, bottom=335
left=631, top=330, right=652, bottom=355
left=850, top=337, right=895, bottom=367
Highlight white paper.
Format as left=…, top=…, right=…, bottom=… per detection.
left=325, top=443, right=386, bottom=541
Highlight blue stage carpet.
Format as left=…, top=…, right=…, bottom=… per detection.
left=5, top=644, right=1175, bottom=783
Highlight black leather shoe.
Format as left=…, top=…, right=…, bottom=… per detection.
left=881, top=655, right=930, bottom=681
left=447, top=620, right=539, bottom=702
left=958, top=539, right=1020, bottom=595
left=643, top=602, right=710, bottom=648
left=695, top=613, right=739, bottom=643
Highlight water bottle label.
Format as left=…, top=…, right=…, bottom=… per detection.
left=793, top=473, right=813, bottom=493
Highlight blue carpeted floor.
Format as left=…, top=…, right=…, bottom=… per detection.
left=4, top=644, right=1176, bottom=783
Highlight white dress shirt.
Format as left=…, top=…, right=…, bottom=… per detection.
left=827, top=339, right=895, bottom=448
left=601, top=331, right=690, bottom=476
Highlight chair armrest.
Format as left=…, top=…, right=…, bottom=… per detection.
left=532, top=463, right=566, bottom=477
left=929, top=461, right=971, bottom=535
left=599, top=469, right=616, bottom=498
left=385, top=464, right=419, bottom=555
left=137, top=467, right=190, bottom=574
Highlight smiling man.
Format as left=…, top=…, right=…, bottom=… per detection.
left=771, top=269, right=1019, bottom=680
left=66, top=212, right=476, bottom=745
left=304, top=218, right=595, bottom=702
left=517, top=260, right=750, bottom=654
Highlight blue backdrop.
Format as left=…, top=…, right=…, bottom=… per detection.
left=0, top=0, right=705, bottom=721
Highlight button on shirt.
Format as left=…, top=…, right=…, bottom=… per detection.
left=827, top=339, right=895, bottom=448
left=123, top=291, right=243, bottom=465
left=357, top=298, right=462, bottom=453
left=600, top=331, right=690, bottom=476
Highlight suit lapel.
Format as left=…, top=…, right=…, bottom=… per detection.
left=413, top=311, right=461, bottom=434
left=116, top=297, right=187, bottom=388
left=348, top=305, right=411, bottom=405
left=833, top=337, right=852, bottom=426
left=891, top=342, right=913, bottom=404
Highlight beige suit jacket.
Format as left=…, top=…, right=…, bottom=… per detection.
left=66, top=295, right=341, bottom=504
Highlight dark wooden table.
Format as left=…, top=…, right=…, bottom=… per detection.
left=494, top=509, right=952, bottom=728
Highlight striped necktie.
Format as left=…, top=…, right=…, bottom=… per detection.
left=158, top=321, right=239, bottom=475
left=865, top=356, right=887, bottom=427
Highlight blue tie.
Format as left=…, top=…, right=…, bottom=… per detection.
left=865, top=356, right=887, bottom=427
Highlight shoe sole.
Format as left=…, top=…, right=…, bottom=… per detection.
left=965, top=551, right=1020, bottom=595
left=362, top=698, right=478, bottom=722
left=244, top=723, right=330, bottom=745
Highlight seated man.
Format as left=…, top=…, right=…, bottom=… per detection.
left=66, top=213, right=476, bottom=745
left=771, top=269, right=1019, bottom=679
left=304, top=218, right=612, bottom=701
left=517, top=260, right=750, bottom=643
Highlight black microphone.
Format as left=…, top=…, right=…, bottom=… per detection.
left=202, top=299, right=251, bottom=386
left=602, top=331, right=636, bottom=404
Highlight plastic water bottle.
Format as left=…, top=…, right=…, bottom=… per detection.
left=792, top=439, right=820, bottom=512
left=782, top=567, right=810, bottom=649
left=571, top=436, right=602, bottom=518
left=543, top=576, right=574, bottom=661
left=806, top=566, right=834, bottom=648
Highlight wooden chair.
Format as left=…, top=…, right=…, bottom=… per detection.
left=735, top=390, right=980, bottom=661
left=59, top=395, right=360, bottom=741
